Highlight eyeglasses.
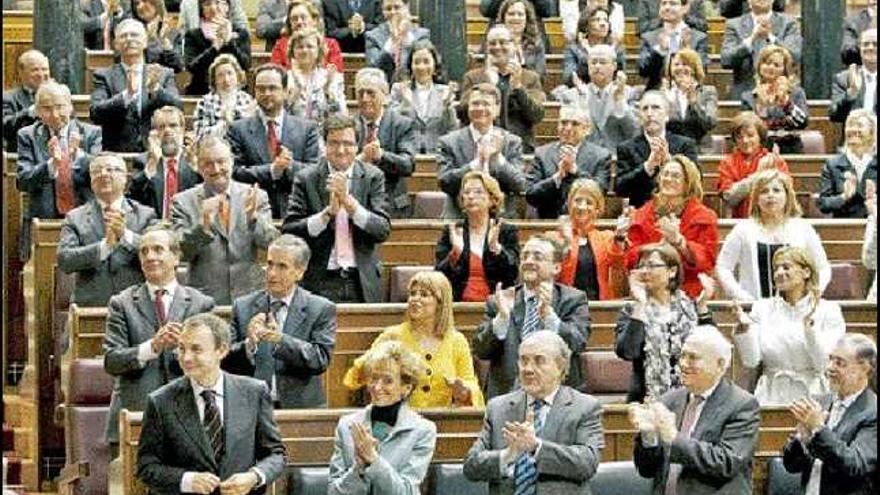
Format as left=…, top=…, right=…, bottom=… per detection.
left=636, top=263, right=667, bottom=270
left=326, top=140, right=358, bottom=149
left=91, top=166, right=127, bottom=175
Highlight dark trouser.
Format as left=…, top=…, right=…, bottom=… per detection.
left=315, top=268, right=365, bottom=303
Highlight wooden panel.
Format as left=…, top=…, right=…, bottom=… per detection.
left=2, top=11, right=34, bottom=90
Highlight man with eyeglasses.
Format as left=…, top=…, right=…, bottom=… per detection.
left=57, top=153, right=158, bottom=307
left=283, top=114, right=391, bottom=303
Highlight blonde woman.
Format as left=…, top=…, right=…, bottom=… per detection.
left=286, top=28, right=347, bottom=130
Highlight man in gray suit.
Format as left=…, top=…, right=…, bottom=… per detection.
left=464, top=330, right=604, bottom=494
left=638, top=0, right=708, bottom=34
left=170, top=135, right=279, bottom=305
left=57, top=154, right=157, bottom=307
left=283, top=114, right=391, bottom=303
left=474, top=233, right=591, bottom=399
left=630, top=325, right=760, bottom=495
left=720, top=0, right=802, bottom=99
left=224, top=234, right=336, bottom=408
left=254, top=0, right=290, bottom=51
left=783, top=333, right=877, bottom=495
left=103, top=225, right=215, bottom=451
left=526, top=105, right=613, bottom=219
left=364, top=0, right=430, bottom=83
left=830, top=29, right=878, bottom=125
left=437, top=83, right=526, bottom=219
left=137, top=313, right=286, bottom=495
left=841, top=0, right=876, bottom=66
left=3, top=49, right=50, bottom=152
left=638, top=0, right=709, bottom=90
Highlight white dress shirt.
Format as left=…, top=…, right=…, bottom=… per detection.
left=98, top=197, right=137, bottom=260
left=136, top=280, right=180, bottom=365
left=804, top=387, right=867, bottom=495
left=305, top=164, right=371, bottom=268
left=499, top=386, right=561, bottom=476
left=862, top=68, right=876, bottom=112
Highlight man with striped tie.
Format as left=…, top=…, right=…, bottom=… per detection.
left=464, top=330, right=605, bottom=494
left=473, top=232, right=592, bottom=400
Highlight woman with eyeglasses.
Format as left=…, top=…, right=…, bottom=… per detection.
left=269, top=0, right=344, bottom=72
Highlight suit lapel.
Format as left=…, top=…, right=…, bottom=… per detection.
left=541, top=386, right=571, bottom=441
left=832, top=389, right=872, bottom=436
left=691, top=380, right=727, bottom=439
left=172, top=380, right=218, bottom=471
left=506, top=390, right=529, bottom=426
left=221, top=374, right=246, bottom=474
left=86, top=200, right=107, bottom=241
left=251, top=118, right=272, bottom=164
left=317, top=162, right=332, bottom=207
left=166, top=286, right=193, bottom=323
left=133, top=283, right=162, bottom=331
left=283, top=287, right=308, bottom=339
left=511, top=287, right=526, bottom=332
left=463, top=129, right=477, bottom=163
left=350, top=161, right=367, bottom=208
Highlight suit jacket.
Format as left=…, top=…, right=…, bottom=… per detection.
left=355, top=110, right=416, bottom=218
left=633, top=379, right=761, bottom=495
left=3, top=86, right=37, bottom=152
left=434, top=221, right=519, bottom=301
left=473, top=283, right=591, bottom=399
left=89, top=62, right=182, bottom=152
left=365, top=23, right=431, bottom=83
left=57, top=198, right=158, bottom=306
left=638, top=0, right=708, bottom=34
left=463, top=386, right=604, bottom=495
left=526, top=139, right=613, bottom=218
left=183, top=26, right=252, bottom=96
left=638, top=27, right=709, bottom=90
left=328, top=404, right=437, bottom=495
left=170, top=181, right=279, bottom=305
left=282, top=160, right=391, bottom=303
left=103, top=283, right=215, bottom=443
left=782, top=389, right=877, bottom=495
left=255, top=0, right=287, bottom=51
left=388, top=82, right=459, bottom=154
left=561, top=43, right=627, bottom=88
left=817, top=153, right=878, bottom=218
left=551, top=84, right=641, bottom=153
left=720, top=12, right=802, bottom=99
left=127, top=153, right=203, bottom=218
left=614, top=133, right=699, bottom=208
left=437, top=126, right=526, bottom=219
left=228, top=113, right=321, bottom=218
left=81, top=0, right=109, bottom=50
left=224, top=287, right=337, bottom=408
left=665, top=85, right=718, bottom=144
left=719, top=0, right=786, bottom=18
left=841, top=9, right=875, bottom=66
left=136, top=373, right=286, bottom=495
left=829, top=68, right=878, bottom=124
left=323, top=0, right=385, bottom=53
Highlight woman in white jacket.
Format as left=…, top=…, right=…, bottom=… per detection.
left=716, top=169, right=831, bottom=301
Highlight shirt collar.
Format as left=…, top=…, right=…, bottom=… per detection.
left=414, top=81, right=433, bottom=92
left=691, top=377, right=722, bottom=402
left=191, top=372, right=225, bottom=399
left=97, top=197, right=125, bottom=211
left=361, top=111, right=384, bottom=129
left=121, top=61, right=143, bottom=73
left=836, top=387, right=866, bottom=409
left=145, top=279, right=179, bottom=300
left=528, top=386, right=560, bottom=408
left=469, top=123, right=494, bottom=143
left=269, top=287, right=297, bottom=308
left=261, top=109, right=285, bottom=128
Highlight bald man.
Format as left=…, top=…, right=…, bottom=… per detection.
left=3, top=49, right=51, bottom=152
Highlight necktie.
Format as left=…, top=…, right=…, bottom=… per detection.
left=664, top=395, right=705, bottom=495
left=154, top=289, right=167, bottom=324
left=267, top=120, right=280, bottom=160
left=269, top=299, right=286, bottom=327
left=218, top=196, right=230, bottom=232
left=55, top=141, right=75, bottom=214
left=366, top=122, right=378, bottom=144
left=522, top=294, right=540, bottom=338
left=163, top=157, right=178, bottom=220
left=513, top=399, right=545, bottom=495
left=334, top=208, right=356, bottom=267
left=201, top=390, right=224, bottom=465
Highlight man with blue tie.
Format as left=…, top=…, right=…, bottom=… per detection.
left=464, top=330, right=605, bottom=494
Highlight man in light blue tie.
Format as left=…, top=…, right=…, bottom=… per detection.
left=464, top=330, right=605, bottom=495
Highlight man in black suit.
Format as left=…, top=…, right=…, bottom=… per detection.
left=614, top=90, right=699, bottom=208
left=830, top=29, right=878, bottom=125
left=137, top=313, right=286, bottom=495
left=283, top=114, right=391, bottom=303
left=718, top=0, right=785, bottom=18
left=228, top=64, right=321, bottom=218
left=128, top=106, right=202, bottom=219
left=224, top=234, right=337, bottom=408
left=841, top=0, right=877, bottom=66
left=3, top=49, right=50, bottom=152
left=353, top=67, right=416, bottom=218
left=783, top=333, right=878, bottom=495
left=638, top=0, right=708, bottom=34
left=323, top=0, right=385, bottom=53
left=526, top=105, right=612, bottom=219
left=90, top=18, right=182, bottom=152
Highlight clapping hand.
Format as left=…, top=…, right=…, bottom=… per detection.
left=695, top=273, right=716, bottom=312
left=645, top=136, right=668, bottom=175
left=243, top=183, right=259, bottom=222
left=651, top=402, right=678, bottom=444
left=48, top=135, right=64, bottom=163
left=494, top=282, right=516, bottom=321
left=790, top=397, right=827, bottom=434
left=731, top=299, right=754, bottom=333
left=350, top=422, right=379, bottom=467
left=556, top=145, right=577, bottom=180
left=219, top=471, right=259, bottom=495
left=612, top=71, right=628, bottom=102
left=189, top=473, right=221, bottom=494
left=446, top=377, right=473, bottom=406
left=657, top=214, right=682, bottom=246
left=104, top=207, right=127, bottom=248
left=757, top=143, right=782, bottom=171
left=272, top=146, right=293, bottom=176
left=847, top=63, right=863, bottom=98
left=536, top=281, right=555, bottom=319
left=627, top=402, right=656, bottom=433
left=145, top=64, right=163, bottom=95
left=507, top=59, right=523, bottom=90
left=615, top=203, right=635, bottom=241
left=361, top=140, right=383, bottom=163
left=448, top=224, right=464, bottom=256
left=502, top=407, right=538, bottom=460
left=152, top=322, right=182, bottom=353
left=68, top=129, right=82, bottom=158
left=487, top=218, right=503, bottom=254
left=865, top=179, right=876, bottom=217
left=842, top=171, right=858, bottom=201
left=628, top=271, right=648, bottom=304
left=348, top=13, right=366, bottom=36
left=200, top=195, right=222, bottom=233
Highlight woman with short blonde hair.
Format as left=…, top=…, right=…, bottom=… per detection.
left=817, top=108, right=878, bottom=218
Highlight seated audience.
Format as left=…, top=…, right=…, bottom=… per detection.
left=662, top=48, right=717, bottom=145
left=177, top=0, right=248, bottom=32
left=638, top=0, right=709, bottom=91
left=127, top=0, right=184, bottom=73
left=192, top=54, right=257, bottom=139
left=343, top=271, right=486, bottom=408
left=256, top=0, right=293, bottom=51
left=4, top=50, right=50, bottom=153
left=283, top=115, right=391, bottom=303
left=615, top=242, right=715, bottom=402
left=830, top=29, right=878, bottom=125
left=841, top=0, right=877, bottom=65
left=483, top=0, right=547, bottom=78
left=817, top=109, right=878, bottom=218
left=323, top=0, right=384, bottom=53
left=81, top=0, right=127, bottom=50
left=629, top=325, right=760, bottom=494
left=435, top=172, right=519, bottom=302
left=717, top=111, right=788, bottom=218
left=732, top=246, right=845, bottom=406
left=561, top=5, right=626, bottom=87
left=717, top=170, right=831, bottom=301
left=638, top=0, right=708, bottom=34
left=865, top=182, right=877, bottom=301
left=526, top=105, right=613, bottom=218
left=561, top=0, right=625, bottom=45
left=328, top=341, right=437, bottom=494
left=285, top=28, right=347, bottom=131
left=58, top=153, right=158, bottom=306
left=480, top=0, right=558, bottom=20
left=366, top=0, right=430, bottom=83
left=170, top=135, right=279, bottom=305
left=224, top=234, right=337, bottom=408
left=783, top=333, right=878, bottom=495
left=474, top=232, right=591, bottom=399
left=90, top=19, right=182, bottom=152
left=269, top=0, right=344, bottom=71
left=183, top=0, right=252, bottom=96
left=388, top=40, right=460, bottom=154
left=719, top=0, right=786, bottom=18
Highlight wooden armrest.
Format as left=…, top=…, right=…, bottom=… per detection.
left=57, top=461, right=90, bottom=495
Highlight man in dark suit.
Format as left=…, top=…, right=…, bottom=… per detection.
left=3, top=49, right=50, bottom=152
left=526, top=105, right=613, bottom=219
left=638, top=0, right=709, bottom=90
left=57, top=153, right=158, bottom=307
left=830, top=29, right=878, bottom=125
left=364, top=0, right=431, bottom=83
left=630, top=325, right=760, bottom=495
left=137, top=313, right=286, bottom=495
left=464, top=330, right=604, bottom=494
left=283, top=114, right=391, bottom=303
left=718, top=0, right=785, bottom=18
left=255, top=0, right=290, bottom=51
left=841, top=1, right=877, bottom=66
left=323, top=0, right=385, bottom=53
left=128, top=106, right=202, bottom=219
left=638, top=0, right=708, bottom=34
left=90, top=18, right=182, bottom=152
left=16, top=81, right=102, bottom=260
left=228, top=64, right=321, bottom=219
left=353, top=67, right=416, bottom=218
left=783, top=333, right=877, bottom=495
left=473, top=233, right=591, bottom=400
left=223, top=234, right=337, bottom=408
left=720, top=0, right=802, bottom=99
left=437, top=83, right=526, bottom=219
left=103, top=224, right=215, bottom=451
left=614, top=90, right=699, bottom=208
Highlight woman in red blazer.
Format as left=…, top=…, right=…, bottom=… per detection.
left=269, top=0, right=344, bottom=72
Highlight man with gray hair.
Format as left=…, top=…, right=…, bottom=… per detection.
left=629, top=325, right=760, bottom=495
left=223, top=234, right=337, bottom=408
left=783, top=333, right=877, bottom=495
left=830, top=28, right=878, bottom=125
left=3, top=49, right=51, bottom=152
left=464, top=330, right=604, bottom=494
